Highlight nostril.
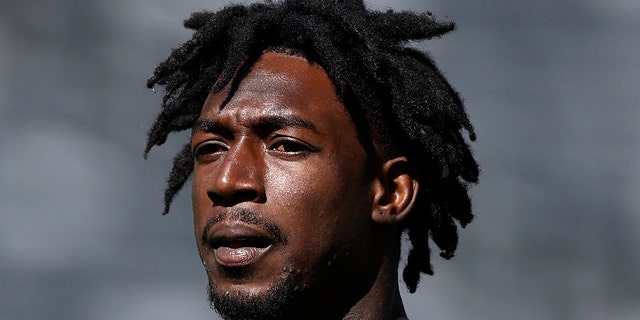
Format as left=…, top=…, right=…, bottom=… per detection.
left=207, top=192, right=226, bottom=206
left=207, top=189, right=262, bottom=207
left=235, top=189, right=260, bottom=201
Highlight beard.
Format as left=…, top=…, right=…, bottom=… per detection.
left=208, top=276, right=298, bottom=320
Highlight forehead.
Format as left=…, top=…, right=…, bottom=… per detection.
left=198, top=52, right=350, bottom=124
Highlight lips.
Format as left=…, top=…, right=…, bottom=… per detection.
left=206, top=222, right=276, bottom=267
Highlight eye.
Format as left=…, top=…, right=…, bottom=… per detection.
left=193, top=141, right=227, bottom=161
left=269, top=138, right=317, bottom=154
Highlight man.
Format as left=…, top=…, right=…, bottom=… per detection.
left=145, top=1, right=479, bottom=319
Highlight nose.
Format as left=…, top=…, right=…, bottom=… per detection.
left=207, top=139, right=266, bottom=206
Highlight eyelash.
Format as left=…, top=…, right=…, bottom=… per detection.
left=269, top=138, right=317, bottom=154
left=193, top=141, right=227, bottom=160
left=192, top=137, right=318, bottom=161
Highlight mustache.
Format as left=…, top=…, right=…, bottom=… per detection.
left=203, top=208, right=287, bottom=245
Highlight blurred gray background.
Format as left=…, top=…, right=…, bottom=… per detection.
left=1, top=0, right=638, bottom=319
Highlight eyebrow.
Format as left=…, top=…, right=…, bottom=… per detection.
left=192, top=119, right=232, bottom=138
left=255, top=114, right=320, bottom=134
left=191, top=114, right=320, bottom=136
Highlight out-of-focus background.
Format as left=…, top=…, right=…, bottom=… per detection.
left=1, top=0, right=638, bottom=319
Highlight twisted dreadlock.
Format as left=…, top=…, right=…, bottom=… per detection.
left=145, top=0, right=479, bottom=293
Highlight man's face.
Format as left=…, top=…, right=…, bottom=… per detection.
left=190, top=52, right=383, bottom=318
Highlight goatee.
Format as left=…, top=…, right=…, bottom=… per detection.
left=208, top=276, right=298, bottom=320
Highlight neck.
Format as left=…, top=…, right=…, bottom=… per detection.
left=296, top=229, right=408, bottom=320
left=341, top=253, right=408, bottom=320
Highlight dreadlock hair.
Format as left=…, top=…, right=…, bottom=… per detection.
left=145, top=0, right=479, bottom=294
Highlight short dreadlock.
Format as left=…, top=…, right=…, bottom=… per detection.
left=145, top=0, right=479, bottom=293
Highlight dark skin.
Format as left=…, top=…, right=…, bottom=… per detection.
left=190, top=52, right=418, bottom=320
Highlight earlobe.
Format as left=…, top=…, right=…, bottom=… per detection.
left=371, top=157, right=419, bottom=224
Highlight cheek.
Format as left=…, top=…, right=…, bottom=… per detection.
left=265, top=157, right=373, bottom=243
left=191, top=169, right=211, bottom=230
left=266, top=160, right=344, bottom=212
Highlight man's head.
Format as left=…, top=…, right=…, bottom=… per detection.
left=146, top=0, right=478, bottom=319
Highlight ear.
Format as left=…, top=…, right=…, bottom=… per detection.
left=371, top=156, right=419, bottom=224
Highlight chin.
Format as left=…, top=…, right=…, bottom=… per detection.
left=208, top=274, right=298, bottom=320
